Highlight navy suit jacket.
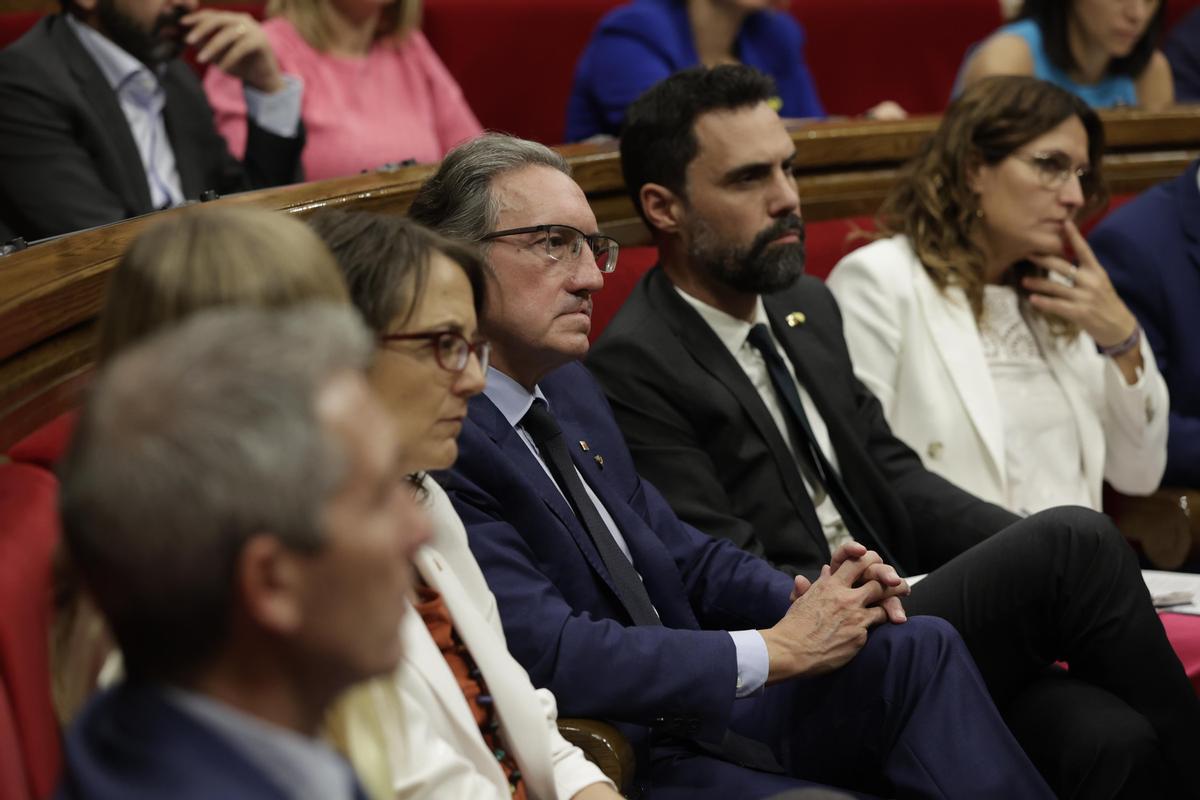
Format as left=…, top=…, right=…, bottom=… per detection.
left=56, top=683, right=368, bottom=800
left=1090, top=159, right=1200, bottom=487
left=1165, top=9, right=1200, bottom=103
left=0, top=15, right=304, bottom=242
left=437, top=362, right=794, bottom=748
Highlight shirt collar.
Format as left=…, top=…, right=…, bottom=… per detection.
left=66, top=14, right=162, bottom=93
left=162, top=686, right=357, bottom=800
left=674, top=286, right=772, bottom=358
left=483, top=366, right=549, bottom=429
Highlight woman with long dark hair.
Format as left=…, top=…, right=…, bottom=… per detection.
left=957, top=0, right=1173, bottom=109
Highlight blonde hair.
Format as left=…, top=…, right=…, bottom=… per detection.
left=267, top=0, right=422, bottom=50
left=97, top=206, right=348, bottom=362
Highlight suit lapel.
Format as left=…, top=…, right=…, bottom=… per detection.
left=1180, top=162, right=1200, bottom=278
left=416, top=547, right=558, bottom=799
left=648, top=270, right=829, bottom=556
left=914, top=278, right=1006, bottom=484
left=53, top=17, right=153, bottom=213
left=469, top=393, right=629, bottom=605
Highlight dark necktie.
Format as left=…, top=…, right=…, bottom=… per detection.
left=522, top=400, right=785, bottom=774
left=520, top=399, right=660, bottom=626
left=745, top=323, right=899, bottom=567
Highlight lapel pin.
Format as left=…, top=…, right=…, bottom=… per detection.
left=579, top=440, right=590, bottom=452
left=786, top=311, right=806, bottom=328
left=594, top=454, right=605, bottom=469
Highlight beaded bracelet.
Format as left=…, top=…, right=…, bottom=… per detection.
left=1097, top=326, right=1141, bottom=358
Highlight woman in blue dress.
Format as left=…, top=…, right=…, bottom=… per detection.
left=958, top=0, right=1173, bottom=109
left=565, top=0, right=903, bottom=142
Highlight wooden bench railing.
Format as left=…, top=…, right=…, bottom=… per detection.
left=3, top=106, right=1200, bottom=450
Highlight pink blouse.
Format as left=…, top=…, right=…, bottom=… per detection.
left=204, top=18, right=483, bottom=181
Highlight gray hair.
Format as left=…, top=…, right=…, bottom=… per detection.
left=58, top=304, right=373, bottom=681
left=407, top=132, right=571, bottom=245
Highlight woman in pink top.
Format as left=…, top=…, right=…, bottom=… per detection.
left=204, top=0, right=483, bottom=181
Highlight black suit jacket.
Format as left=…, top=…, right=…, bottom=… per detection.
left=0, top=15, right=303, bottom=242
left=587, top=266, right=1017, bottom=578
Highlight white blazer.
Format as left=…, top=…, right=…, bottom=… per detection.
left=826, top=235, right=1168, bottom=512
left=376, top=480, right=612, bottom=800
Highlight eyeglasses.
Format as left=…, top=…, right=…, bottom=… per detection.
left=379, top=330, right=491, bottom=373
left=479, top=224, right=619, bottom=273
left=1012, top=151, right=1094, bottom=193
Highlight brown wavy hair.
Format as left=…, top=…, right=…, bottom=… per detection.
left=875, top=76, right=1107, bottom=329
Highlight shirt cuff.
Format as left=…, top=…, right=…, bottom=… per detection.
left=244, top=74, right=303, bottom=139
left=1103, top=348, right=1147, bottom=389
left=729, top=629, right=769, bottom=698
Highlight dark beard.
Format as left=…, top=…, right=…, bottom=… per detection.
left=96, top=1, right=188, bottom=67
left=687, top=213, right=807, bottom=295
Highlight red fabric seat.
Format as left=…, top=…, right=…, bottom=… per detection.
left=0, top=462, right=62, bottom=800
left=7, top=412, right=78, bottom=471
left=0, top=673, right=32, bottom=800
left=1161, top=614, right=1200, bottom=695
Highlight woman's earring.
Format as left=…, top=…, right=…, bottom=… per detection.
left=975, top=207, right=985, bottom=219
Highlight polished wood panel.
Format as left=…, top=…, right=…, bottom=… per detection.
left=3, top=107, right=1200, bottom=448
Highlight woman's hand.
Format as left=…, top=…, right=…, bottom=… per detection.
left=1022, top=220, right=1142, bottom=380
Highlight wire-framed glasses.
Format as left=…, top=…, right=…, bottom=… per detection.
left=1012, top=151, right=1094, bottom=194
left=479, top=224, right=619, bottom=273
left=379, top=330, right=491, bottom=373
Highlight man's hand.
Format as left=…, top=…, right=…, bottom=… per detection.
left=788, top=573, right=812, bottom=603
left=760, top=555, right=898, bottom=683
left=183, top=10, right=284, bottom=93
left=829, top=542, right=909, bottom=624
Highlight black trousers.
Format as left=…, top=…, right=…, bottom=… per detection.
left=906, top=506, right=1200, bottom=799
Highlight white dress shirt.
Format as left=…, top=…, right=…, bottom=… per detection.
left=676, top=288, right=854, bottom=552
left=483, top=367, right=769, bottom=698
left=67, top=15, right=302, bottom=209
left=981, top=286, right=1097, bottom=514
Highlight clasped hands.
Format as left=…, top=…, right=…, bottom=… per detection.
left=761, top=542, right=909, bottom=683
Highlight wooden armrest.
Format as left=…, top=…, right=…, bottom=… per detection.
left=1107, top=487, right=1200, bottom=570
left=556, top=717, right=635, bottom=793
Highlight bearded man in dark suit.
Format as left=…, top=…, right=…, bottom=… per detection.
left=586, top=64, right=1200, bottom=800
left=0, top=0, right=303, bottom=242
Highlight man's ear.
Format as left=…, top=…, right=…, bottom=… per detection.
left=639, top=183, right=685, bottom=236
left=237, top=534, right=306, bottom=636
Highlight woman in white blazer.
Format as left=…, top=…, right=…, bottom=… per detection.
left=826, top=76, right=1167, bottom=516
left=313, top=211, right=618, bottom=800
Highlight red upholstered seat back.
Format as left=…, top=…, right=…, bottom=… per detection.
left=792, top=0, right=1002, bottom=115
left=0, top=673, right=32, bottom=800
left=7, top=412, right=78, bottom=472
left=0, top=11, right=39, bottom=50
left=0, top=462, right=62, bottom=800
left=592, top=244, right=658, bottom=341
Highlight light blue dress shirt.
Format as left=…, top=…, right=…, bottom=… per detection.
left=484, top=367, right=769, bottom=697
left=67, top=15, right=302, bottom=208
left=164, top=687, right=357, bottom=800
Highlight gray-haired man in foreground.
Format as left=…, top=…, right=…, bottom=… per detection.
left=55, top=305, right=428, bottom=799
